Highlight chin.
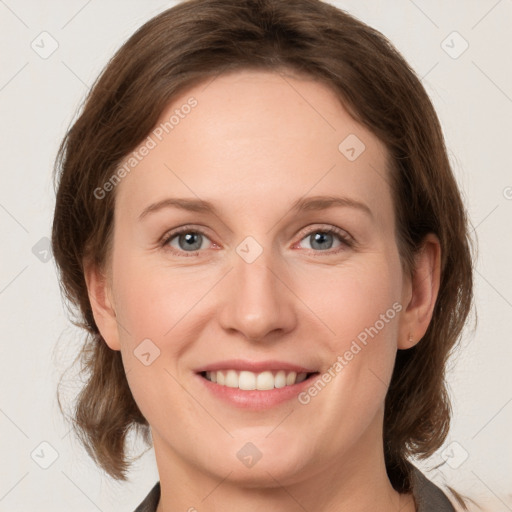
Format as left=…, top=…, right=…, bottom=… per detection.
left=203, top=434, right=312, bottom=486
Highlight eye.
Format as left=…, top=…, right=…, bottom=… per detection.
left=160, top=224, right=353, bottom=257
left=295, top=226, right=353, bottom=254
left=161, top=226, right=213, bottom=257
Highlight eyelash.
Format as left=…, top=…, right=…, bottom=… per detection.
left=160, top=224, right=354, bottom=258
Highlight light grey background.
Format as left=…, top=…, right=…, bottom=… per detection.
left=1, top=1, right=511, bottom=510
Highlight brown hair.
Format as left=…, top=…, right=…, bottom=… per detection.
left=52, top=0, right=475, bottom=500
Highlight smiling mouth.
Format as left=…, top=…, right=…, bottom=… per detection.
left=198, top=370, right=320, bottom=390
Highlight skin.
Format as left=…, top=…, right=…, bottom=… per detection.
left=85, top=70, right=441, bottom=512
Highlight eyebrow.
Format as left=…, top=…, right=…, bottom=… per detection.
left=138, top=195, right=373, bottom=221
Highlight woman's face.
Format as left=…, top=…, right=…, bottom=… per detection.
left=94, top=70, right=416, bottom=486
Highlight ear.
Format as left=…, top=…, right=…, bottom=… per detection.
left=398, top=233, right=441, bottom=349
left=83, top=260, right=121, bottom=351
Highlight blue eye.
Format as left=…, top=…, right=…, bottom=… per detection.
left=294, top=227, right=353, bottom=256
left=163, top=228, right=211, bottom=256
left=161, top=225, right=353, bottom=257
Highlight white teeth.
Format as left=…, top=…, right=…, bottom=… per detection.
left=256, top=371, right=274, bottom=390
left=286, top=371, right=297, bottom=386
left=225, top=370, right=238, bottom=388
left=204, top=369, right=310, bottom=390
left=274, top=370, right=287, bottom=388
left=239, top=371, right=256, bottom=390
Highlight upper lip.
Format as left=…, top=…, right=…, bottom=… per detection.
left=195, top=359, right=318, bottom=374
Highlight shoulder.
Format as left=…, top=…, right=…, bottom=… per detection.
left=410, top=465, right=456, bottom=512
left=133, top=482, right=160, bottom=512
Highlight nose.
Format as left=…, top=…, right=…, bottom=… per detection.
left=217, top=249, right=297, bottom=343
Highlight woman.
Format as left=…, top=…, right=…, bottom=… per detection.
left=51, top=0, right=474, bottom=510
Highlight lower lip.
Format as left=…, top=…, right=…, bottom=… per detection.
left=196, top=372, right=320, bottom=410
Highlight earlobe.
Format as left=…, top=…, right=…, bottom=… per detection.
left=397, top=234, right=441, bottom=350
left=83, top=260, right=121, bottom=351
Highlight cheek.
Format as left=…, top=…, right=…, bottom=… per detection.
left=111, top=257, right=198, bottom=429
left=112, top=253, right=199, bottom=344
left=112, top=238, right=402, bottom=413
left=110, top=253, right=216, bottom=416
left=296, top=255, right=402, bottom=413
left=296, top=251, right=402, bottom=348
left=113, top=241, right=403, bottom=367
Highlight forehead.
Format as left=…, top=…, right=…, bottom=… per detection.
left=115, top=69, right=393, bottom=227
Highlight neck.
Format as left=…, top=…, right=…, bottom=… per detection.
left=153, top=410, right=416, bottom=512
